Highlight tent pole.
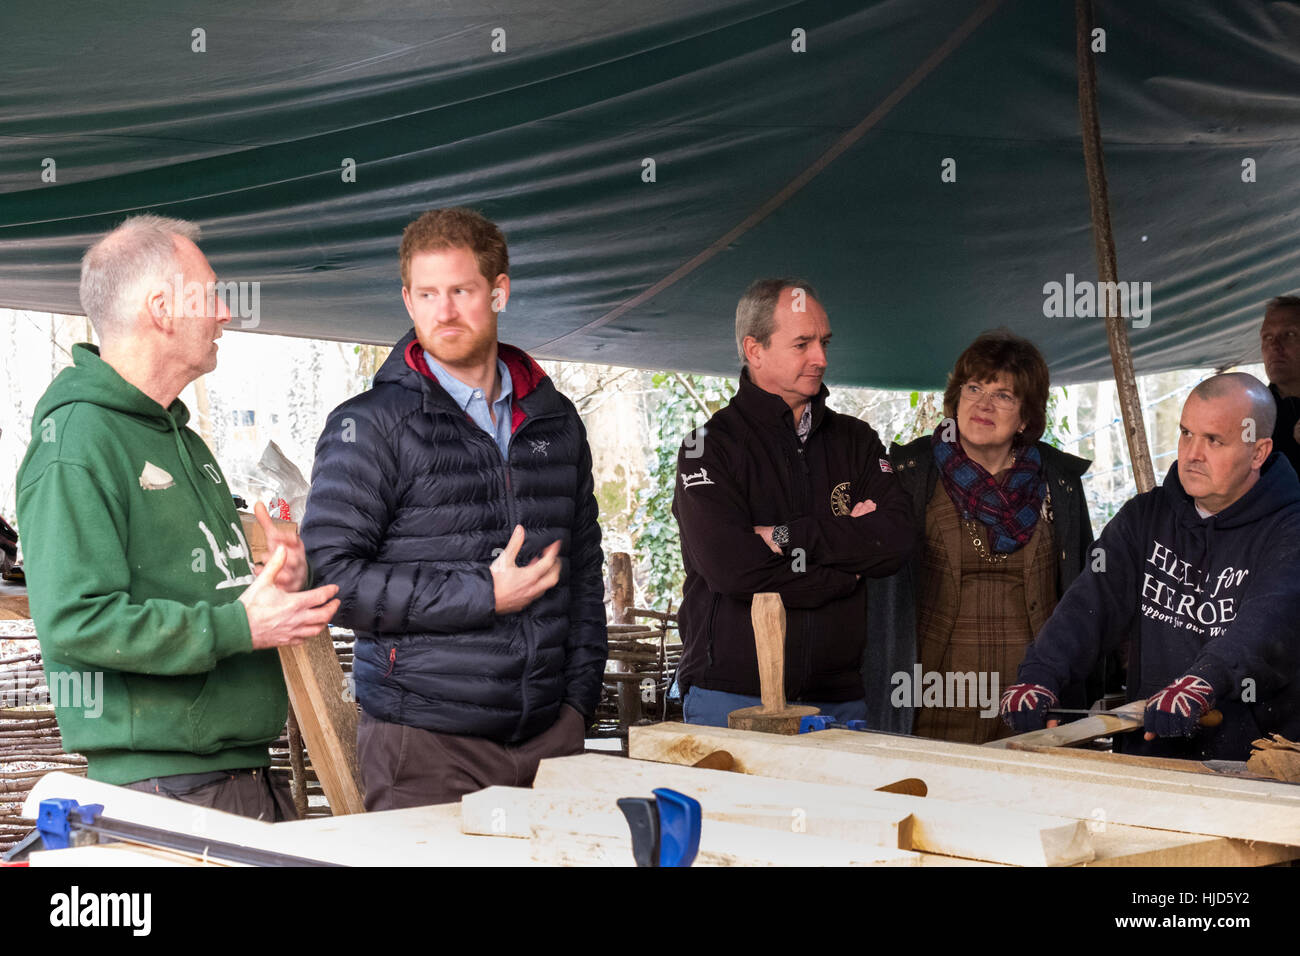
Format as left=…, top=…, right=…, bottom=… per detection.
left=1075, top=0, right=1156, bottom=494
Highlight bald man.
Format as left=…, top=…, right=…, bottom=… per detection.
left=1000, top=373, right=1300, bottom=760
left=1261, top=295, right=1300, bottom=476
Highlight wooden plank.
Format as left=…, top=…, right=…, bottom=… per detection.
left=526, top=807, right=920, bottom=867
left=1088, top=825, right=1300, bottom=868
left=461, top=784, right=912, bottom=850
left=274, top=803, right=532, bottom=866
left=720, top=721, right=1300, bottom=804
left=799, top=727, right=1300, bottom=803
left=533, top=754, right=1094, bottom=866
left=1007, top=744, right=1254, bottom=778
left=240, top=513, right=365, bottom=816
left=30, top=844, right=224, bottom=867
left=986, top=700, right=1146, bottom=749
left=275, top=626, right=364, bottom=815
left=25, top=770, right=532, bottom=867
left=992, top=702, right=1222, bottom=751
left=628, top=723, right=1300, bottom=846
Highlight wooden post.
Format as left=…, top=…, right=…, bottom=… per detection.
left=607, top=553, right=641, bottom=733
left=608, top=552, right=634, bottom=625
left=1076, top=0, right=1155, bottom=493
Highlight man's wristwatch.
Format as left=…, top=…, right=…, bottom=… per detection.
left=771, top=524, right=791, bottom=554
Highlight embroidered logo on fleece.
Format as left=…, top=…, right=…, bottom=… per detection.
left=680, top=468, right=714, bottom=488
left=138, top=462, right=175, bottom=491
left=830, top=481, right=852, bottom=516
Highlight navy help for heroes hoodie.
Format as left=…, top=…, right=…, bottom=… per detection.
left=1017, top=453, right=1300, bottom=760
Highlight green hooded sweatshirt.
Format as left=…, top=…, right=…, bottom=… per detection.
left=16, top=344, right=287, bottom=784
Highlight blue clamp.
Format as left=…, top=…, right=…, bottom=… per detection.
left=37, top=799, right=104, bottom=851
left=617, top=788, right=702, bottom=867
left=799, top=716, right=870, bottom=734
left=798, top=714, right=838, bottom=733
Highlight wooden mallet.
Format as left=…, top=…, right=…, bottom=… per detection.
left=727, top=592, right=819, bottom=735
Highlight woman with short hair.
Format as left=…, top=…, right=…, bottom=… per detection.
left=869, top=330, right=1098, bottom=743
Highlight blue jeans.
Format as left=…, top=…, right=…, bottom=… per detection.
left=683, top=686, right=867, bottom=728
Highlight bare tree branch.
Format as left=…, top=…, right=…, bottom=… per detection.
left=673, top=372, right=712, bottom=419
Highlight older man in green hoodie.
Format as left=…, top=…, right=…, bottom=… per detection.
left=17, top=215, right=340, bottom=820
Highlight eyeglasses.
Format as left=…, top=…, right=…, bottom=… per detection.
left=1261, top=329, right=1300, bottom=349
left=962, top=382, right=1018, bottom=410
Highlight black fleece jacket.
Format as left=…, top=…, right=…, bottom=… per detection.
left=672, top=370, right=917, bottom=701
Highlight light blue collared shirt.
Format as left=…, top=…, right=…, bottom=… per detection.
left=423, top=350, right=514, bottom=460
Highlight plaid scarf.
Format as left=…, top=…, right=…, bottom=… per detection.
left=932, top=431, right=1046, bottom=553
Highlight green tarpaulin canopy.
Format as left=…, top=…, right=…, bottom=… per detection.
left=2, top=0, right=1297, bottom=388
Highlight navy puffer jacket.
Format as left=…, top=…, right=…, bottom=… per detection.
left=301, top=332, right=606, bottom=743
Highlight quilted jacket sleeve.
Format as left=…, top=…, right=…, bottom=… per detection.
left=301, top=401, right=497, bottom=634
left=562, top=417, right=608, bottom=720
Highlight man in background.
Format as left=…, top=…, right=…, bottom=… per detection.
left=1260, top=295, right=1300, bottom=476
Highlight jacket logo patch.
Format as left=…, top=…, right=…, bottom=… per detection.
left=879, top=458, right=893, bottom=474
left=681, top=468, right=715, bottom=488
left=830, top=481, right=852, bottom=516
left=529, top=439, right=550, bottom=457
left=138, top=461, right=175, bottom=491
left=202, top=463, right=223, bottom=484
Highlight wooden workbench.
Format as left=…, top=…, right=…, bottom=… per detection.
left=22, top=718, right=1300, bottom=867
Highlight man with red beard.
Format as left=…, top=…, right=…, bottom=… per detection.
left=301, top=209, right=606, bottom=808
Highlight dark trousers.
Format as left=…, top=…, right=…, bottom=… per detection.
left=358, top=705, right=586, bottom=811
left=125, top=767, right=298, bottom=822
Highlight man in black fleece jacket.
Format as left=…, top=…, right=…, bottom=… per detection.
left=672, top=279, right=916, bottom=726
left=1002, top=373, right=1300, bottom=759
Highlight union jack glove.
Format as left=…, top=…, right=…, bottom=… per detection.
left=999, top=682, right=1058, bottom=734
left=1144, top=675, right=1215, bottom=738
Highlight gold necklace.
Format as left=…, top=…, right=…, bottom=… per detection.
left=963, top=518, right=1010, bottom=564
left=964, top=489, right=1051, bottom=563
